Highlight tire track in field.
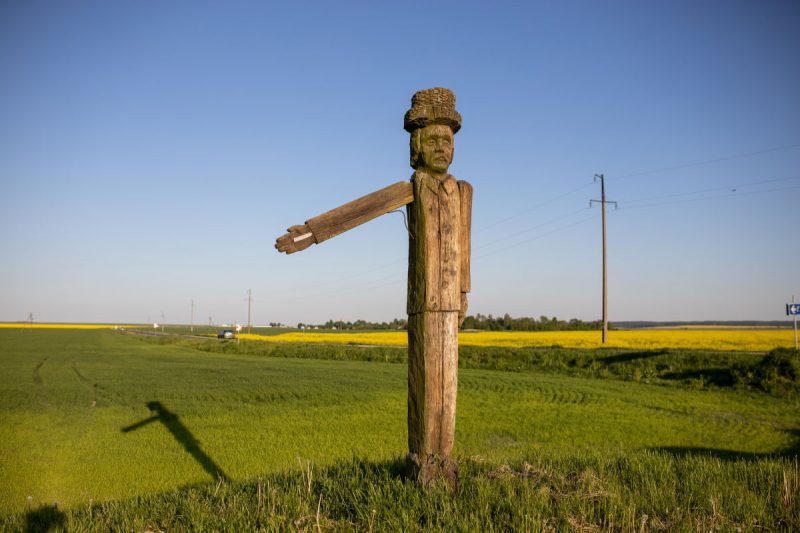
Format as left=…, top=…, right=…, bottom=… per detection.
left=460, top=374, right=600, bottom=405
left=70, top=361, right=130, bottom=407
left=33, top=357, right=50, bottom=408
left=630, top=390, right=762, bottom=442
left=700, top=410, right=763, bottom=442
left=72, top=365, right=99, bottom=408
left=464, top=372, right=772, bottom=450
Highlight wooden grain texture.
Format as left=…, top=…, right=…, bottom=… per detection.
left=407, top=310, right=459, bottom=457
left=304, top=180, right=413, bottom=244
left=457, top=180, right=472, bottom=294
left=407, top=173, right=461, bottom=314
left=406, top=171, right=465, bottom=469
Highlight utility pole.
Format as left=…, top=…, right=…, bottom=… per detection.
left=190, top=299, right=195, bottom=334
left=247, top=289, right=252, bottom=334
left=792, top=295, right=800, bottom=352
left=590, top=174, right=616, bottom=344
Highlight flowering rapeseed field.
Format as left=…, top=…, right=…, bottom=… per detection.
left=240, top=328, right=795, bottom=352
left=1, top=323, right=792, bottom=350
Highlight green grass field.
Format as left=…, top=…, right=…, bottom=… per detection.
left=0, top=329, right=798, bottom=530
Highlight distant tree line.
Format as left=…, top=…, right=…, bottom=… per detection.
left=298, top=318, right=408, bottom=330
left=298, top=314, right=601, bottom=331
left=461, top=313, right=602, bottom=331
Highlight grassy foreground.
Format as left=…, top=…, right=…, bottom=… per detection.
left=10, top=454, right=799, bottom=531
left=0, top=329, right=798, bottom=530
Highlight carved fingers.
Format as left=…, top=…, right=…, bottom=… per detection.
left=275, top=224, right=315, bottom=254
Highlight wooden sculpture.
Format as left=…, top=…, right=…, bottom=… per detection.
left=276, top=88, right=472, bottom=487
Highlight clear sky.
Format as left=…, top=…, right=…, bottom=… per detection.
left=1, top=1, right=799, bottom=326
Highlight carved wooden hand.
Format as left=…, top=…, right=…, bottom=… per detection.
left=274, top=181, right=413, bottom=255
left=275, top=224, right=315, bottom=254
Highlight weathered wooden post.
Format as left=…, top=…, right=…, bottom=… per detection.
left=275, top=88, right=471, bottom=487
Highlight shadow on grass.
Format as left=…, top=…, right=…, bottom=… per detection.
left=344, top=455, right=408, bottom=479
left=653, top=429, right=800, bottom=461
left=598, top=350, right=667, bottom=364
left=23, top=504, right=64, bottom=533
left=122, top=401, right=229, bottom=481
left=661, top=368, right=736, bottom=387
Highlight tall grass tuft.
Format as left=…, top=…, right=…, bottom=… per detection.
left=3, top=453, right=797, bottom=531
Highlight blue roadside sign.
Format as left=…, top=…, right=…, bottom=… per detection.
left=787, top=304, right=800, bottom=316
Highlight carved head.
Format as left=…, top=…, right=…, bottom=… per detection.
left=405, top=88, right=461, bottom=173
left=410, top=124, right=454, bottom=174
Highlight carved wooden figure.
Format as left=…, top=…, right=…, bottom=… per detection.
left=276, top=88, right=472, bottom=487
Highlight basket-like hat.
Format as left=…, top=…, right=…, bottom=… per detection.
left=404, top=87, right=462, bottom=134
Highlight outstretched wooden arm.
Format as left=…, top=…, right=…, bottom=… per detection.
left=275, top=180, right=414, bottom=254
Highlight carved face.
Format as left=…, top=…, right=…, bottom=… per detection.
left=414, top=124, right=454, bottom=176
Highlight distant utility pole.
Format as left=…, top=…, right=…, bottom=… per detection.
left=190, top=299, right=195, bottom=334
left=247, top=289, right=253, bottom=334
left=792, top=296, right=798, bottom=351
left=590, top=174, right=617, bottom=344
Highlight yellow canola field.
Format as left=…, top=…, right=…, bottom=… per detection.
left=2, top=323, right=791, bottom=351
left=241, top=329, right=796, bottom=352
left=239, top=331, right=406, bottom=346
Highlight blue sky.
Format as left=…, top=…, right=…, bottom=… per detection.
left=1, top=1, right=798, bottom=325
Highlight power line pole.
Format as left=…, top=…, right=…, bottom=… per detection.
left=190, top=299, right=195, bottom=334
left=590, top=174, right=616, bottom=344
left=793, top=295, right=798, bottom=351
left=247, top=289, right=252, bottom=334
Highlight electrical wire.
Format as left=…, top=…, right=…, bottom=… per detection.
left=474, top=207, right=591, bottom=252
left=618, top=184, right=800, bottom=211
left=474, top=212, right=601, bottom=260
left=271, top=178, right=798, bottom=306
left=619, top=175, right=800, bottom=205
left=609, top=142, right=800, bottom=181
left=268, top=140, right=800, bottom=312
left=473, top=180, right=594, bottom=234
